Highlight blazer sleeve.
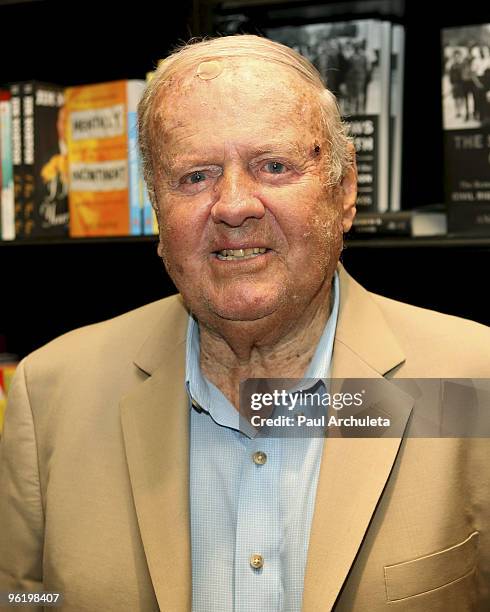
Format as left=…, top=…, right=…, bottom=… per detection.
left=0, top=358, right=44, bottom=593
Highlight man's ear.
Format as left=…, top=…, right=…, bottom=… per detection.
left=340, top=143, right=357, bottom=234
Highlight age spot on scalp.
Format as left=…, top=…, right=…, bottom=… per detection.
left=196, top=60, right=224, bottom=80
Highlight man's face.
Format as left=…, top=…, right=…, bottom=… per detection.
left=152, top=58, right=355, bottom=326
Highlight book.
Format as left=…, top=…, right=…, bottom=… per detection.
left=0, top=360, right=17, bottom=436
left=265, top=19, right=392, bottom=213
left=9, top=83, right=23, bottom=238
left=0, top=90, right=15, bottom=240
left=389, top=24, right=405, bottom=212
left=349, top=205, right=447, bottom=238
left=21, top=81, right=69, bottom=238
left=442, top=23, right=490, bottom=235
left=65, top=79, right=146, bottom=237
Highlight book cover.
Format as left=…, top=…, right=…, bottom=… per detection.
left=389, top=24, right=405, bottom=212
left=442, top=24, right=490, bottom=235
left=65, top=79, right=145, bottom=237
left=0, top=362, right=17, bottom=435
left=265, top=19, right=392, bottom=213
left=22, top=82, right=69, bottom=238
left=0, top=90, right=15, bottom=240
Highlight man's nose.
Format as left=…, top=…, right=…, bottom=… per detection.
left=210, top=168, right=265, bottom=227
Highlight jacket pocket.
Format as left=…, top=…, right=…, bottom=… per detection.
left=384, top=531, right=479, bottom=601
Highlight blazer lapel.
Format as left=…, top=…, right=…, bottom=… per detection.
left=302, top=265, right=413, bottom=612
left=120, top=296, right=191, bottom=612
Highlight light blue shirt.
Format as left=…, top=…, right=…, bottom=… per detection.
left=187, top=272, right=340, bottom=612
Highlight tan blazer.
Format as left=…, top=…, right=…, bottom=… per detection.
left=1, top=264, right=489, bottom=611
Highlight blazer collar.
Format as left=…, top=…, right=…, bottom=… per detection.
left=124, top=263, right=410, bottom=612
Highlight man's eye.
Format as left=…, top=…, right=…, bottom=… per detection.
left=184, top=171, right=207, bottom=184
left=263, top=161, right=287, bottom=174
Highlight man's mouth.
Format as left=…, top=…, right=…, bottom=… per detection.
left=215, top=247, right=268, bottom=261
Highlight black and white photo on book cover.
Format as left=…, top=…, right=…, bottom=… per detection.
left=265, top=20, right=391, bottom=213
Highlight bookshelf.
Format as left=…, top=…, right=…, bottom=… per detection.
left=1, top=0, right=490, bottom=361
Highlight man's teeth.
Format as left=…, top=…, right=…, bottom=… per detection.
left=216, top=247, right=267, bottom=260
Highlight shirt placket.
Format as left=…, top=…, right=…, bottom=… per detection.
left=234, top=435, right=283, bottom=612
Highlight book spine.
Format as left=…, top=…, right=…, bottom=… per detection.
left=376, top=21, right=392, bottom=213
left=0, top=363, right=17, bottom=436
left=31, top=84, right=69, bottom=237
left=0, top=97, right=15, bottom=240
left=22, top=82, right=35, bottom=238
left=9, top=84, right=23, bottom=239
left=127, top=81, right=145, bottom=236
left=0, top=100, right=2, bottom=239
left=389, top=25, right=405, bottom=212
left=127, top=110, right=141, bottom=235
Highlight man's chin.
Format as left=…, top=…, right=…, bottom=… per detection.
left=211, top=303, right=276, bottom=322
left=206, top=294, right=283, bottom=322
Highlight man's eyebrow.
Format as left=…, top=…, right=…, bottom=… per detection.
left=245, top=143, right=308, bottom=157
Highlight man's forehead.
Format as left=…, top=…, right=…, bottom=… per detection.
left=164, top=139, right=315, bottom=169
left=167, top=56, right=311, bottom=101
left=152, top=58, right=325, bottom=165
left=158, top=61, right=320, bottom=127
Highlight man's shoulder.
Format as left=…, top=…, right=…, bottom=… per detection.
left=24, top=293, right=186, bottom=373
left=371, top=291, right=490, bottom=375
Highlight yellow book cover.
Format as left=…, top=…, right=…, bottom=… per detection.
left=66, top=79, right=145, bottom=237
left=0, top=363, right=17, bottom=435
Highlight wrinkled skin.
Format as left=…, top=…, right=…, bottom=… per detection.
left=150, top=58, right=357, bottom=407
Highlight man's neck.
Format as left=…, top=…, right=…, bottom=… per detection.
left=199, top=277, right=335, bottom=409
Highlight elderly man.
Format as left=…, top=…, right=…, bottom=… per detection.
left=1, top=35, right=489, bottom=612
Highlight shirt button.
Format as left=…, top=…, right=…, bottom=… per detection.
left=250, top=554, right=264, bottom=569
left=252, top=451, right=267, bottom=465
